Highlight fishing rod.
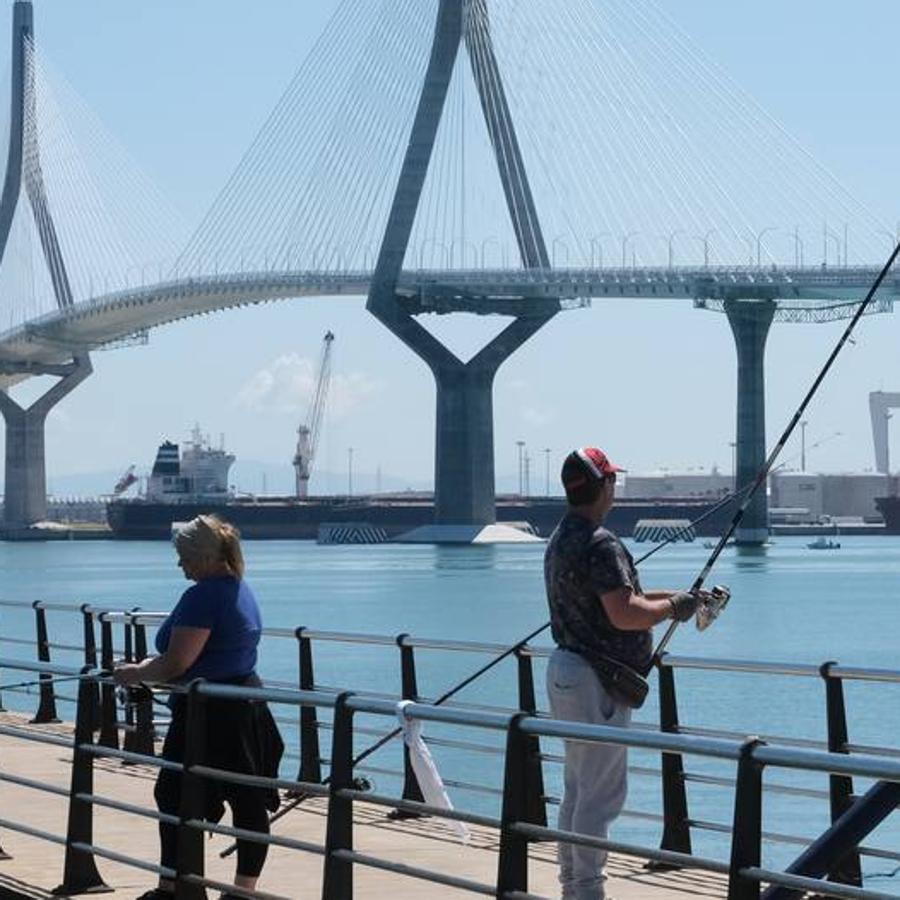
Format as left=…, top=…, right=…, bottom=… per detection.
left=651, top=239, right=900, bottom=665
left=240, top=275, right=891, bottom=846
left=221, top=478, right=756, bottom=856
left=0, top=673, right=85, bottom=693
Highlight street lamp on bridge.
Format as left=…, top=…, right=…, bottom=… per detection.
left=822, top=225, right=842, bottom=268
left=877, top=228, right=899, bottom=256
left=755, top=226, right=777, bottom=268
left=694, top=229, right=715, bottom=268
left=621, top=231, right=639, bottom=269
left=552, top=236, right=569, bottom=268
left=792, top=227, right=805, bottom=268
left=589, top=234, right=609, bottom=269
left=661, top=230, right=684, bottom=269
left=480, top=236, right=501, bottom=270
left=516, top=441, right=526, bottom=496
left=450, top=240, right=478, bottom=269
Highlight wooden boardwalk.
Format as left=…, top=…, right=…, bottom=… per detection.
left=0, top=713, right=726, bottom=899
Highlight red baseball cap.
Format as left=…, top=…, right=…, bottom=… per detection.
left=561, top=447, right=625, bottom=491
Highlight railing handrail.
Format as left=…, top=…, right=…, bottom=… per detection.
left=3, top=597, right=900, bottom=685
left=1, top=659, right=899, bottom=899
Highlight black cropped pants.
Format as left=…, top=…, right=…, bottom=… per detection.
left=155, top=699, right=271, bottom=878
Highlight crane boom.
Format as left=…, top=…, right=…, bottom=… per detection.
left=294, top=331, right=335, bottom=497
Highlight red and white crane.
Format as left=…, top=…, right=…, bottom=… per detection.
left=293, top=331, right=335, bottom=498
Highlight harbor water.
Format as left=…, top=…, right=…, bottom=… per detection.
left=1, top=535, right=899, bottom=877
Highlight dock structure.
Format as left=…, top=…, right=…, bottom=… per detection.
left=0, top=713, right=726, bottom=900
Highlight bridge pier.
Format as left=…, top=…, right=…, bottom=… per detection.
left=366, top=0, right=556, bottom=532
left=0, top=356, right=92, bottom=528
left=725, top=300, right=776, bottom=545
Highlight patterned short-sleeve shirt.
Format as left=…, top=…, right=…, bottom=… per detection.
left=544, top=512, right=652, bottom=672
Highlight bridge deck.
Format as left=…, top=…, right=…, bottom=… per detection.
left=0, top=713, right=725, bottom=900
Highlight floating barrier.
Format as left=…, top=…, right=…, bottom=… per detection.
left=632, top=518, right=696, bottom=543
left=317, top=523, right=389, bottom=545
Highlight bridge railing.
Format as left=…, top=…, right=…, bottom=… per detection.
left=0, top=599, right=899, bottom=887
left=0, top=656, right=898, bottom=899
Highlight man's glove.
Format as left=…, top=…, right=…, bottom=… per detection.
left=668, top=590, right=700, bottom=622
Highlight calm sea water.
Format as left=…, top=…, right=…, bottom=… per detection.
left=1, top=536, right=898, bottom=879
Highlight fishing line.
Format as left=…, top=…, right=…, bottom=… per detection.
left=0, top=673, right=84, bottom=693
left=651, top=238, right=900, bottom=666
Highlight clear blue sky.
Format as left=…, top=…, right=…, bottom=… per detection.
left=4, top=1, right=900, bottom=495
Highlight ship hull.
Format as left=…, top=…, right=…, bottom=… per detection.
left=875, top=496, right=900, bottom=534
left=106, top=495, right=738, bottom=540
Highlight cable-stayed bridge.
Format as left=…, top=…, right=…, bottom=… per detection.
left=1, top=0, right=898, bottom=540
left=1, top=266, right=894, bottom=376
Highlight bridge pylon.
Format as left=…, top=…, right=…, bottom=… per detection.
left=0, top=1, right=91, bottom=530
left=725, top=299, right=776, bottom=545
left=367, top=0, right=557, bottom=530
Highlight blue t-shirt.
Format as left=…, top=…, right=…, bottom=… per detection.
left=155, top=576, right=262, bottom=682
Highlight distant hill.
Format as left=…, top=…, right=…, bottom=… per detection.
left=2, top=462, right=532, bottom=499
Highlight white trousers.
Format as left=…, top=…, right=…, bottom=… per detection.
left=546, top=648, right=631, bottom=900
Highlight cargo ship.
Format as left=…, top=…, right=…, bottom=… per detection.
left=875, top=494, right=900, bottom=534
left=106, top=431, right=739, bottom=540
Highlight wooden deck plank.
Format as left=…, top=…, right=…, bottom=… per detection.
left=0, top=714, right=726, bottom=899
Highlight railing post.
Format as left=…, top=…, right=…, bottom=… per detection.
left=819, top=661, right=862, bottom=886
left=391, top=634, right=424, bottom=817
left=124, top=610, right=155, bottom=757
left=655, top=656, right=692, bottom=862
left=727, top=738, right=766, bottom=900
left=322, top=692, right=356, bottom=900
left=97, top=614, right=119, bottom=749
left=31, top=601, right=60, bottom=724
left=81, top=605, right=101, bottom=731
left=54, top=669, right=110, bottom=895
left=514, top=646, right=547, bottom=826
left=122, top=611, right=136, bottom=742
left=174, top=681, right=208, bottom=900
left=296, top=627, right=322, bottom=784
left=496, top=713, right=532, bottom=897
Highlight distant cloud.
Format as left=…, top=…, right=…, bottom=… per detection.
left=235, top=354, right=379, bottom=418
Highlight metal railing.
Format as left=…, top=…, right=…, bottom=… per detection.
left=0, top=657, right=898, bottom=899
left=0, top=600, right=899, bottom=894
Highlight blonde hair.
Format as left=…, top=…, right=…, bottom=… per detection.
left=175, top=514, right=245, bottom=579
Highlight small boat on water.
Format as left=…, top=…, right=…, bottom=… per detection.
left=702, top=539, right=736, bottom=549
left=808, top=536, right=840, bottom=550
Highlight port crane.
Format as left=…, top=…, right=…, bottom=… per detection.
left=293, top=331, right=335, bottom=498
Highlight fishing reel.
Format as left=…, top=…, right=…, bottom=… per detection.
left=695, top=584, right=730, bottom=632
left=115, top=683, right=153, bottom=707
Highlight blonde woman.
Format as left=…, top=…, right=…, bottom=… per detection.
left=115, top=514, right=283, bottom=900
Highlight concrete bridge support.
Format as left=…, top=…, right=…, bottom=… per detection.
left=0, top=356, right=92, bottom=528
left=0, top=2, right=89, bottom=533
left=725, top=300, right=776, bottom=545
left=367, top=0, right=556, bottom=529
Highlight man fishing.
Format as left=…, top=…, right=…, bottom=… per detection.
left=545, top=447, right=702, bottom=900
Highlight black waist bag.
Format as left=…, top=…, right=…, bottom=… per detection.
left=588, top=653, right=649, bottom=709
